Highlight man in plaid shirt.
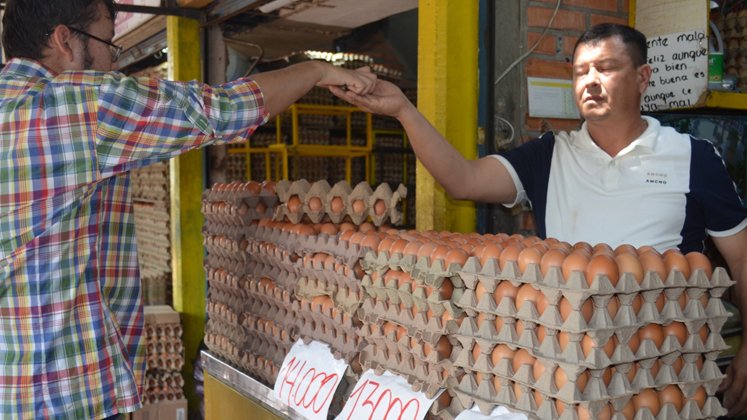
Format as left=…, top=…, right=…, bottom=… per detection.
left=0, top=0, right=377, bottom=418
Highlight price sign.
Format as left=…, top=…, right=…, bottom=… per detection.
left=336, top=370, right=442, bottom=420
left=455, top=404, right=528, bottom=420
left=274, top=339, right=348, bottom=420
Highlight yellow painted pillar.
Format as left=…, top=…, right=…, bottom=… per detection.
left=417, top=0, right=479, bottom=233
left=167, top=15, right=204, bottom=413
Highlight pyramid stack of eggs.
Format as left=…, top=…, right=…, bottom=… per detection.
left=449, top=236, right=731, bottom=419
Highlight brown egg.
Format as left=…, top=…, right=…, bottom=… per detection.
left=637, top=245, right=659, bottom=256
left=536, top=324, right=547, bottom=342
left=663, top=321, right=688, bottom=346
left=445, top=248, right=469, bottom=267
left=540, top=248, right=568, bottom=277
left=330, top=196, right=345, bottom=213
left=390, top=238, right=409, bottom=255
left=532, top=358, right=546, bottom=381
left=573, top=241, right=593, bottom=254
left=639, top=251, right=667, bottom=281
left=578, top=403, right=611, bottom=420
left=494, top=316, right=505, bottom=334
left=561, top=252, right=589, bottom=282
left=638, top=324, right=664, bottom=349
left=663, top=249, right=691, bottom=279
left=377, top=236, right=396, bottom=253
left=515, top=284, right=539, bottom=312
left=693, top=386, right=707, bottom=409
left=558, top=297, right=593, bottom=322
left=474, top=281, right=489, bottom=304
left=318, top=223, right=338, bottom=236
left=287, top=195, right=302, bottom=213
left=351, top=199, right=366, bottom=215
left=491, top=344, right=513, bottom=367
left=533, top=390, right=544, bottom=407
left=493, top=281, right=518, bottom=307
left=659, top=384, right=684, bottom=411
left=581, top=333, right=617, bottom=358
left=615, top=253, right=644, bottom=284
left=499, top=244, right=524, bottom=270
left=244, top=181, right=262, bottom=195
left=620, top=400, right=636, bottom=419
left=555, top=367, right=587, bottom=392
left=261, top=180, right=276, bottom=194
left=614, top=243, right=637, bottom=255
left=633, top=388, right=661, bottom=416
left=517, top=247, right=544, bottom=274
left=308, top=196, right=323, bottom=212
left=480, top=244, right=504, bottom=266
left=592, top=243, right=614, bottom=256
left=686, top=252, right=713, bottom=278
left=587, top=254, right=620, bottom=286
left=698, top=325, right=709, bottom=343
left=557, top=331, right=570, bottom=351
left=373, top=199, right=387, bottom=215
left=338, top=222, right=356, bottom=232
left=360, top=233, right=382, bottom=250
left=512, top=348, right=535, bottom=373
left=417, top=242, right=438, bottom=259
left=297, top=224, right=316, bottom=236
left=471, top=342, right=482, bottom=363
left=431, top=244, right=451, bottom=262
left=555, top=399, right=566, bottom=416
left=435, top=337, right=452, bottom=359
left=359, top=222, right=376, bottom=233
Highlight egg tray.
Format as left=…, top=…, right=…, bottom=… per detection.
left=359, top=297, right=464, bottom=337
left=207, top=288, right=245, bottom=320
left=359, top=319, right=459, bottom=366
left=296, top=254, right=364, bottom=295
left=202, top=200, right=275, bottom=227
left=203, top=181, right=278, bottom=204
left=205, top=253, right=255, bottom=278
left=241, top=331, right=294, bottom=368
left=206, top=299, right=243, bottom=331
left=452, top=318, right=728, bottom=372
left=363, top=252, right=469, bottom=287
left=452, top=374, right=726, bottom=420
left=360, top=271, right=465, bottom=320
left=454, top=342, right=724, bottom=405
left=203, top=220, right=255, bottom=238
left=203, top=233, right=251, bottom=264
left=292, top=301, right=365, bottom=361
left=273, top=179, right=407, bottom=226
left=456, top=275, right=731, bottom=336
left=239, top=351, right=280, bottom=386
left=241, top=315, right=296, bottom=358
left=358, top=344, right=462, bottom=399
left=206, top=266, right=250, bottom=299
left=295, top=278, right=365, bottom=315
left=458, top=257, right=734, bottom=300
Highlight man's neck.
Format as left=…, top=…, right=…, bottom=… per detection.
left=586, top=116, right=648, bottom=157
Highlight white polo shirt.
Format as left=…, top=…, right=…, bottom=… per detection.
left=494, top=116, right=747, bottom=252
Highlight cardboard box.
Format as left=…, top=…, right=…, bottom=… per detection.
left=131, top=399, right=188, bottom=420
left=144, top=305, right=180, bottom=325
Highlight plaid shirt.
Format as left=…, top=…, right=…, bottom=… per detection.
left=0, top=58, right=267, bottom=419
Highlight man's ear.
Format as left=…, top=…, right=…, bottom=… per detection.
left=638, top=63, right=653, bottom=94
left=46, top=25, right=76, bottom=64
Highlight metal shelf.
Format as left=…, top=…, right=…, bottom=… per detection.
left=202, top=351, right=305, bottom=420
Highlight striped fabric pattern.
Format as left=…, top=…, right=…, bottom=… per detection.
left=0, top=58, right=267, bottom=419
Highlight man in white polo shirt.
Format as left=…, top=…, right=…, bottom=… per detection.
left=331, top=23, right=747, bottom=416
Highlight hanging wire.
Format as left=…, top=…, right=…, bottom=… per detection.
left=224, top=37, right=265, bottom=77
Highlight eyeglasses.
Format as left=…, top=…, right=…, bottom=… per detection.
left=68, top=27, right=124, bottom=63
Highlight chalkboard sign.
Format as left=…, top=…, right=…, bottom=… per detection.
left=641, top=30, right=709, bottom=112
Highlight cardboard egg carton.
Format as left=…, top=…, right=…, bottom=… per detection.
left=201, top=199, right=268, bottom=227
left=239, top=351, right=279, bottom=385
left=272, top=179, right=407, bottom=226
left=205, top=266, right=250, bottom=299
left=458, top=257, right=734, bottom=299
left=292, top=298, right=365, bottom=362
left=202, top=233, right=249, bottom=264
left=359, top=318, right=459, bottom=366
left=295, top=277, right=364, bottom=315
left=359, top=297, right=464, bottom=336
left=358, top=344, right=459, bottom=399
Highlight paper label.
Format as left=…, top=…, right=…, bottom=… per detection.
left=336, top=370, right=442, bottom=420
left=274, top=340, right=348, bottom=420
left=455, top=404, right=529, bottom=420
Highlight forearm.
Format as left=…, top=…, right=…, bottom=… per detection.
left=250, top=61, right=326, bottom=118
left=397, top=105, right=475, bottom=200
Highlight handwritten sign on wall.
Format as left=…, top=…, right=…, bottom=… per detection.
left=336, top=370, right=442, bottom=420
left=274, top=340, right=348, bottom=420
left=640, top=30, right=709, bottom=112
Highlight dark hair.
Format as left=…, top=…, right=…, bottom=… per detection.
left=572, top=23, right=648, bottom=67
left=2, top=0, right=117, bottom=61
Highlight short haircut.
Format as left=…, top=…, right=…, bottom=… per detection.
left=572, top=23, right=648, bottom=67
left=2, top=0, right=117, bottom=61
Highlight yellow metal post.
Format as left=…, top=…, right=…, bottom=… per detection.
left=417, top=0, right=478, bottom=232
left=167, top=15, right=204, bottom=413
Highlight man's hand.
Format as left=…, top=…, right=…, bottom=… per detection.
left=720, top=339, right=747, bottom=416
left=329, top=79, right=415, bottom=121
left=317, top=65, right=377, bottom=96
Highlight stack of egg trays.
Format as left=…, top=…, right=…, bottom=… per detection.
left=273, top=179, right=407, bottom=226
left=237, top=276, right=298, bottom=385
left=204, top=266, right=257, bottom=377
left=243, top=224, right=305, bottom=292
left=450, top=255, right=733, bottom=420
left=358, top=250, right=469, bottom=419
left=202, top=181, right=277, bottom=227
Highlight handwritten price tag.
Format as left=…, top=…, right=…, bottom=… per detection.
left=336, top=370, right=441, bottom=420
left=274, top=339, right=349, bottom=420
